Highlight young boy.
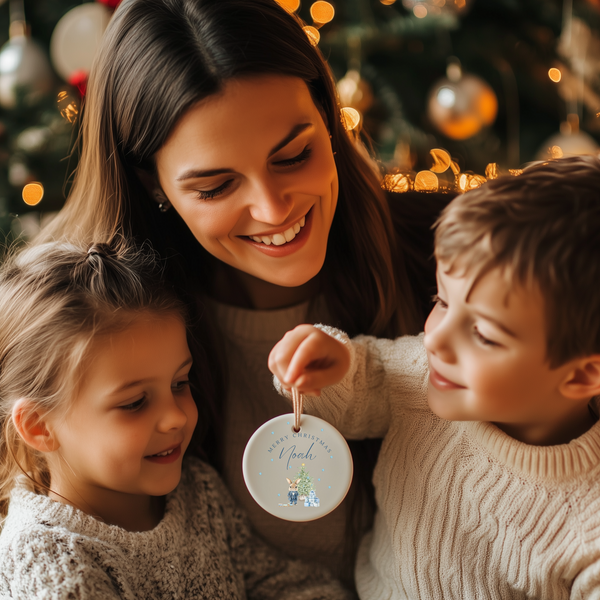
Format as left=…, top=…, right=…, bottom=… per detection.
left=269, top=155, right=600, bottom=599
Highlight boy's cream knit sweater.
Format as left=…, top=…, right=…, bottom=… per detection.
left=290, top=330, right=600, bottom=600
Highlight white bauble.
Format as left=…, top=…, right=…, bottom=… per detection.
left=0, top=35, right=54, bottom=108
left=50, top=3, right=112, bottom=82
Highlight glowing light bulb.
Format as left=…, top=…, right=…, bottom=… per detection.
left=429, top=148, right=451, bottom=173
left=415, top=171, right=438, bottom=191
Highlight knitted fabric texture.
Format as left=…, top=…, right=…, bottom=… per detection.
left=0, top=457, right=352, bottom=600
left=275, top=329, right=600, bottom=600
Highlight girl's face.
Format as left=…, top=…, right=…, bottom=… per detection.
left=45, top=314, right=197, bottom=529
left=154, top=75, right=339, bottom=289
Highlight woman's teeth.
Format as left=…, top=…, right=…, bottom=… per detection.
left=153, top=448, right=175, bottom=457
left=250, top=215, right=306, bottom=246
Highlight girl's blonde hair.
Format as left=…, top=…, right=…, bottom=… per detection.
left=0, top=239, right=185, bottom=523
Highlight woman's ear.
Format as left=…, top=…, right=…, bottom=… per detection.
left=134, top=168, right=171, bottom=211
left=559, top=356, right=600, bottom=400
left=12, top=399, right=59, bottom=453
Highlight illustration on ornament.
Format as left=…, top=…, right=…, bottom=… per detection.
left=280, top=465, right=320, bottom=508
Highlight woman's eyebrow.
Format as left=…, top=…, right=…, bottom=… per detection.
left=176, top=123, right=314, bottom=181
left=268, top=122, right=312, bottom=157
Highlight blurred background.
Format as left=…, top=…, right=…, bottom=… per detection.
left=0, top=0, right=599, bottom=248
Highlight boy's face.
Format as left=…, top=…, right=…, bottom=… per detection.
left=424, top=264, right=581, bottom=443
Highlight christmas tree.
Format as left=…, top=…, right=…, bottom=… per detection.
left=295, top=463, right=315, bottom=498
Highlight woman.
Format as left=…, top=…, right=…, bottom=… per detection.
left=41, top=0, right=451, bottom=589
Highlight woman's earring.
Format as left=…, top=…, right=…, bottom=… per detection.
left=154, top=189, right=171, bottom=213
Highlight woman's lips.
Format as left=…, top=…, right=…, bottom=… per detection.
left=242, top=208, right=312, bottom=257
left=429, top=366, right=466, bottom=391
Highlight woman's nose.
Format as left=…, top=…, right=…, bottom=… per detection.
left=247, top=179, right=294, bottom=225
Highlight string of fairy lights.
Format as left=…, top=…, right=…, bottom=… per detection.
left=13, top=0, right=600, bottom=212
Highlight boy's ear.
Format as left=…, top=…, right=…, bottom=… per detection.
left=12, top=398, right=59, bottom=453
left=559, top=356, right=600, bottom=400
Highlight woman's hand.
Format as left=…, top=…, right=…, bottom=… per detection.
left=268, top=325, right=351, bottom=396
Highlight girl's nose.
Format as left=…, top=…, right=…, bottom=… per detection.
left=157, top=396, right=188, bottom=433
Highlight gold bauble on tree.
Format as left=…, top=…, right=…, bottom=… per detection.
left=427, top=62, right=498, bottom=140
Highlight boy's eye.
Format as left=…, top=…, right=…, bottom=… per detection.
left=432, top=294, right=448, bottom=309
left=273, top=146, right=312, bottom=167
left=120, top=398, right=145, bottom=412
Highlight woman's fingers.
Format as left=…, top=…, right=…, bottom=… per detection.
left=268, top=324, right=317, bottom=384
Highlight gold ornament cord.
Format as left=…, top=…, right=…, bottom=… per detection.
left=292, top=387, right=304, bottom=432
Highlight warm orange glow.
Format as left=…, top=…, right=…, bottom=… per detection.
left=384, top=173, right=413, bottom=192
left=340, top=106, right=361, bottom=130
left=380, top=0, right=397, bottom=4
left=550, top=145, right=564, bottom=159
left=275, top=0, right=300, bottom=12
left=413, top=5, right=428, bottom=17
left=477, top=87, right=498, bottom=125
left=22, top=182, right=44, bottom=206
left=485, top=163, right=499, bottom=179
left=548, top=68, right=562, bottom=83
left=57, top=90, right=79, bottom=123
left=303, top=25, right=320, bottom=45
left=310, top=1, right=335, bottom=23
left=415, top=170, right=439, bottom=191
left=458, top=173, right=486, bottom=192
left=429, top=148, right=451, bottom=173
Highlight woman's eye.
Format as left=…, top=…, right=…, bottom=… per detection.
left=274, top=146, right=312, bottom=167
left=473, top=327, right=498, bottom=347
left=195, top=179, right=234, bottom=200
left=120, top=398, right=145, bottom=412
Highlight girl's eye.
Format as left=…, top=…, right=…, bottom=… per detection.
left=473, top=327, right=498, bottom=347
left=120, top=398, right=145, bottom=412
left=432, top=294, right=448, bottom=309
left=195, top=179, right=234, bottom=201
left=274, top=146, right=312, bottom=167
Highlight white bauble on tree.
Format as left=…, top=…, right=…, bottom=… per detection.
left=427, top=67, right=498, bottom=140
left=50, top=3, right=112, bottom=83
left=0, top=34, right=54, bottom=108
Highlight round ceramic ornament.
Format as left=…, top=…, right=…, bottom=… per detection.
left=243, top=390, right=353, bottom=522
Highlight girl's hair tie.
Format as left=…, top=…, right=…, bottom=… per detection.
left=87, top=243, right=110, bottom=259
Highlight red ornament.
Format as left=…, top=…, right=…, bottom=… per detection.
left=95, top=0, right=122, bottom=9
left=68, top=70, right=88, bottom=97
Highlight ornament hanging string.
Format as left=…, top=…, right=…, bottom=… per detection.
left=292, top=387, right=303, bottom=432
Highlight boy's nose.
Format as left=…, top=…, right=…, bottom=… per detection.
left=424, top=318, right=457, bottom=364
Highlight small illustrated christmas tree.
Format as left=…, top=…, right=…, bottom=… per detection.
left=295, top=463, right=314, bottom=499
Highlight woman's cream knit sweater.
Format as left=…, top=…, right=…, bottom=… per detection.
left=290, top=330, right=600, bottom=600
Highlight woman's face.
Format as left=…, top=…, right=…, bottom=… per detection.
left=154, top=75, right=339, bottom=288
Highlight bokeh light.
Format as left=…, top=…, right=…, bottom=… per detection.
left=310, top=1, right=335, bottom=23
left=415, top=170, right=438, bottom=191
left=429, top=148, right=451, bottom=173
left=303, top=26, right=320, bottom=46
left=413, top=5, right=428, bottom=17
left=275, top=0, right=300, bottom=12
left=57, top=90, right=79, bottom=123
left=22, top=182, right=44, bottom=206
left=340, top=106, right=361, bottom=130
left=548, top=68, right=562, bottom=83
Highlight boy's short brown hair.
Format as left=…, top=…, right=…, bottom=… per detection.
left=435, top=155, right=600, bottom=368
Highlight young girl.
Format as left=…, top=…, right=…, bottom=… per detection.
left=0, top=240, right=351, bottom=599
